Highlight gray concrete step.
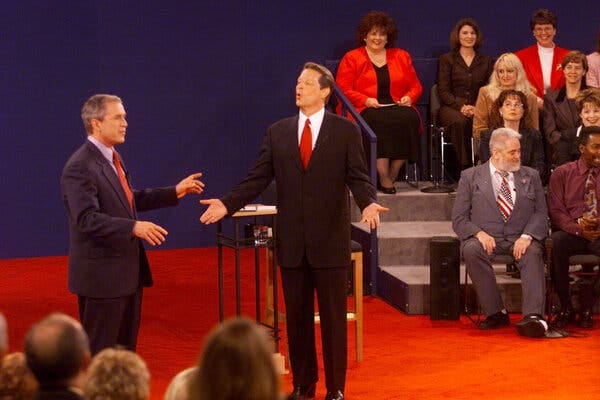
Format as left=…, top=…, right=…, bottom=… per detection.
left=379, top=264, right=523, bottom=315
left=353, top=221, right=456, bottom=266
left=351, top=182, right=456, bottom=222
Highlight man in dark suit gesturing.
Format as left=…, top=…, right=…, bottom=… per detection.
left=61, top=94, right=204, bottom=354
left=452, top=128, right=548, bottom=337
left=200, top=62, right=387, bottom=400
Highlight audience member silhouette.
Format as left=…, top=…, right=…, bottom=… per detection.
left=24, top=313, right=90, bottom=400
left=163, top=367, right=196, bottom=400
left=84, top=348, right=149, bottom=400
left=187, top=317, right=281, bottom=400
left=0, top=352, right=38, bottom=400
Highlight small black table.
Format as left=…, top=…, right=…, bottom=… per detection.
left=216, top=206, right=280, bottom=351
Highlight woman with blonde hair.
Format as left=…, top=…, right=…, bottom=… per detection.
left=84, top=348, right=150, bottom=400
left=473, top=53, right=539, bottom=141
left=0, top=352, right=38, bottom=400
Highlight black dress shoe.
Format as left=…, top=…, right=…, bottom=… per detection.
left=578, top=310, right=594, bottom=329
left=478, top=311, right=510, bottom=330
left=287, top=383, right=316, bottom=400
left=553, top=308, right=575, bottom=328
left=516, top=314, right=548, bottom=338
left=324, top=390, right=344, bottom=400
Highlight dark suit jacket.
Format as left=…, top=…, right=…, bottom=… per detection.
left=34, top=387, right=84, bottom=400
left=542, top=86, right=583, bottom=145
left=452, top=161, right=548, bottom=243
left=61, top=140, right=178, bottom=298
left=554, top=126, right=582, bottom=166
left=221, top=111, right=376, bottom=268
left=479, top=127, right=546, bottom=182
left=516, top=45, right=570, bottom=98
left=437, top=50, right=493, bottom=111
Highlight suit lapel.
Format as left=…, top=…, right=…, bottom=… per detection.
left=284, top=116, right=304, bottom=171
left=475, top=162, right=498, bottom=211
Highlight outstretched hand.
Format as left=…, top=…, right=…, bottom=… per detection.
left=176, top=172, right=205, bottom=199
left=360, top=203, right=389, bottom=230
left=199, top=199, right=228, bottom=224
left=133, top=221, right=168, bottom=246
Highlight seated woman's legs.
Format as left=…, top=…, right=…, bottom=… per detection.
left=377, top=158, right=405, bottom=189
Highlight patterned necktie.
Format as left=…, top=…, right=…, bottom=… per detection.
left=584, top=168, right=598, bottom=219
left=112, top=149, right=133, bottom=211
left=496, top=171, right=513, bottom=222
left=299, top=119, right=312, bottom=169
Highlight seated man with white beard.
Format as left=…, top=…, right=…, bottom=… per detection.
left=452, top=128, right=549, bottom=336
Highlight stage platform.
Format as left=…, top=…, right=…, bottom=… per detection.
left=351, top=182, right=525, bottom=315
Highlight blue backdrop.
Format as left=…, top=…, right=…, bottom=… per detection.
left=1, top=1, right=597, bottom=258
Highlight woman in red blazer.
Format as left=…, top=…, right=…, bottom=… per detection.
left=515, top=9, right=570, bottom=108
left=336, top=11, right=422, bottom=194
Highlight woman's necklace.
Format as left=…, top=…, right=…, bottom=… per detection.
left=367, top=48, right=386, bottom=67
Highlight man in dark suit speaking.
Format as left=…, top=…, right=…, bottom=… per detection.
left=61, top=94, right=204, bottom=354
left=200, top=62, right=387, bottom=400
left=452, top=127, right=548, bottom=337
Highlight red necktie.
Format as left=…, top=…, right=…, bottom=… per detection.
left=112, top=149, right=133, bottom=211
left=300, top=119, right=312, bottom=169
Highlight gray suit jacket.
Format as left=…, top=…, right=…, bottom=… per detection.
left=452, top=161, right=548, bottom=243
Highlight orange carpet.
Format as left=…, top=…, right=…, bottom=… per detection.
left=1, top=248, right=600, bottom=399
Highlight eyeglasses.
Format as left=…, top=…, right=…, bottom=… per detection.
left=534, top=26, right=554, bottom=34
left=502, top=102, right=523, bottom=109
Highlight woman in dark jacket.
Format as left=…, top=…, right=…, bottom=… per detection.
left=480, top=90, right=546, bottom=182
left=437, top=18, right=493, bottom=174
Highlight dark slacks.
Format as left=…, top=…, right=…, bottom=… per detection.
left=550, top=230, right=600, bottom=309
left=78, top=287, right=143, bottom=355
left=280, top=259, right=348, bottom=393
left=437, top=106, right=473, bottom=168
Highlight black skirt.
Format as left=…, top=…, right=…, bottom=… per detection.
left=361, top=105, right=420, bottom=161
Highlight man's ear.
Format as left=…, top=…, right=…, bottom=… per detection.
left=81, top=351, right=92, bottom=371
left=321, top=87, right=331, bottom=101
left=90, top=118, right=101, bottom=132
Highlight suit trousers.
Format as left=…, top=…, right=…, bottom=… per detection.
left=550, top=230, right=600, bottom=309
left=78, top=286, right=143, bottom=355
left=280, top=260, right=348, bottom=393
left=462, top=237, right=546, bottom=317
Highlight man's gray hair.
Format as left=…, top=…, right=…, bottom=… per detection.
left=489, top=127, right=522, bottom=153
